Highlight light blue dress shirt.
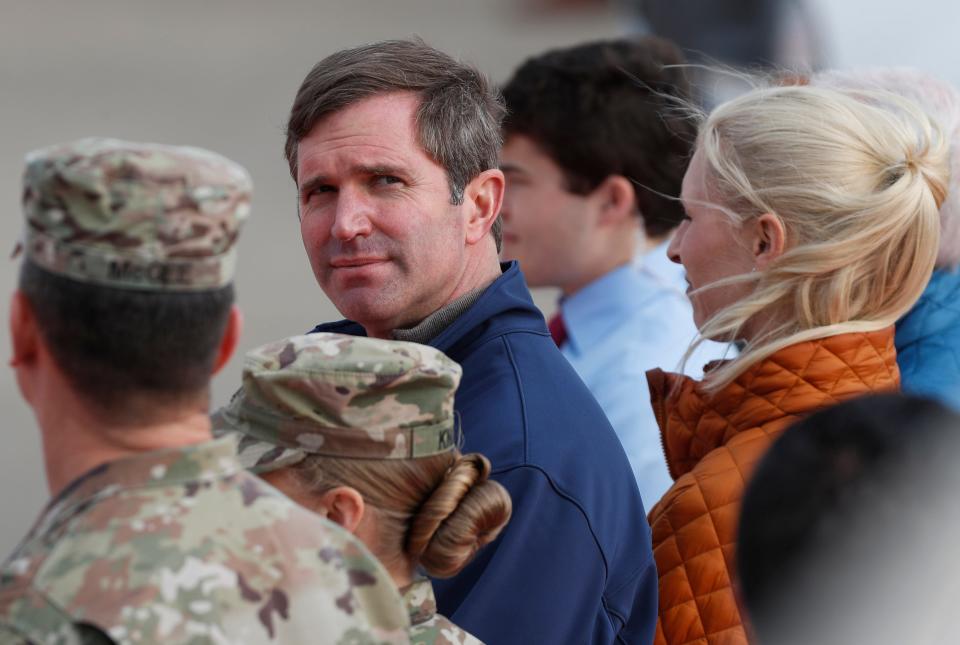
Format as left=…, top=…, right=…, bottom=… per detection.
left=559, top=242, right=730, bottom=503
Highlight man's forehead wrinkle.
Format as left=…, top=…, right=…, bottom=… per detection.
left=301, top=136, right=409, bottom=163
left=297, top=138, right=412, bottom=184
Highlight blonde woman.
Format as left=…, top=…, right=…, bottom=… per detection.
left=646, top=84, right=948, bottom=644
left=214, top=333, right=511, bottom=645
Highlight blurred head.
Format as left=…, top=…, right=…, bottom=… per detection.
left=499, top=37, right=695, bottom=291
left=284, top=40, right=506, bottom=336
left=215, top=333, right=512, bottom=581
left=738, top=394, right=960, bottom=645
left=11, top=138, right=248, bottom=423
left=668, top=84, right=948, bottom=390
left=811, top=67, right=960, bottom=268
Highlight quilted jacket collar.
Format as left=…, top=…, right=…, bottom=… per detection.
left=647, top=328, right=899, bottom=479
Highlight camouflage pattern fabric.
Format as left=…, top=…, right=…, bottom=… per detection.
left=0, top=436, right=410, bottom=644
left=0, top=623, right=34, bottom=644
left=19, top=138, right=250, bottom=291
left=212, top=333, right=463, bottom=473
left=0, top=581, right=95, bottom=644
left=401, top=578, right=482, bottom=645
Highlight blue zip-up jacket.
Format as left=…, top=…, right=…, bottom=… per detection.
left=896, top=267, right=960, bottom=410
left=310, top=262, right=657, bottom=645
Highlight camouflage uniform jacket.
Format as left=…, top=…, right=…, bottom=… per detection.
left=402, top=578, right=481, bottom=645
left=0, top=436, right=410, bottom=644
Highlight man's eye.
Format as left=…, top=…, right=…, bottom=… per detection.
left=303, top=185, right=335, bottom=201
left=373, top=175, right=403, bottom=187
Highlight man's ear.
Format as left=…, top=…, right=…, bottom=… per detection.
left=463, top=168, right=505, bottom=246
left=317, top=486, right=366, bottom=534
left=592, top=175, right=637, bottom=226
left=10, top=290, right=39, bottom=370
left=211, top=305, right=242, bottom=376
left=752, top=212, right=787, bottom=269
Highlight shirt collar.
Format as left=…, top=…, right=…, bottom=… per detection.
left=560, top=261, right=670, bottom=354
left=399, top=577, right=437, bottom=626
left=391, top=285, right=488, bottom=344
left=561, top=242, right=688, bottom=353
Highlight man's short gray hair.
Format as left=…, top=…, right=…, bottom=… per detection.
left=284, top=38, right=505, bottom=251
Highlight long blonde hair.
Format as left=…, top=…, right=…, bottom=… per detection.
left=687, top=84, right=948, bottom=392
left=288, top=451, right=512, bottom=578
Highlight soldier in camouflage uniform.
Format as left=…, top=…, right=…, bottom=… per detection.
left=0, top=138, right=410, bottom=644
left=214, top=333, right=513, bottom=645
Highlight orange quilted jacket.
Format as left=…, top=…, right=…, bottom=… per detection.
left=645, top=329, right=900, bottom=645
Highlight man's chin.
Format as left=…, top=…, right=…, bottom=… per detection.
left=322, top=287, right=398, bottom=327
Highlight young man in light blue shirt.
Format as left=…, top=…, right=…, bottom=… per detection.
left=500, top=37, right=728, bottom=503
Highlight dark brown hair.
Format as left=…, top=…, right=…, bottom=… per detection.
left=19, top=260, right=233, bottom=418
left=501, top=36, right=696, bottom=238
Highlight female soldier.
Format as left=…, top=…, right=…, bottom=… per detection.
left=647, top=83, right=948, bottom=644
left=214, top=333, right=512, bottom=645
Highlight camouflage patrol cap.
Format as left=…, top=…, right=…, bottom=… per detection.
left=19, top=137, right=251, bottom=291
left=213, top=333, right=463, bottom=473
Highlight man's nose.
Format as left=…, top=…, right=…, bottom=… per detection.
left=331, top=187, right=375, bottom=241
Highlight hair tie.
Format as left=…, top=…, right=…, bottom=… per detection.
left=903, top=149, right=919, bottom=174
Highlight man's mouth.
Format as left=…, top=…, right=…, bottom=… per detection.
left=329, top=257, right=388, bottom=268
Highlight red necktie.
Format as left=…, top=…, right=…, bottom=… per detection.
left=548, top=311, right=567, bottom=348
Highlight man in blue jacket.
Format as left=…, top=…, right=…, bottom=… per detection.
left=282, top=39, right=657, bottom=644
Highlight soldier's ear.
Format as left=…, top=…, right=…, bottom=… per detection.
left=212, top=305, right=242, bottom=376
left=10, top=290, right=38, bottom=369
left=10, top=290, right=41, bottom=405
left=318, top=486, right=366, bottom=534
